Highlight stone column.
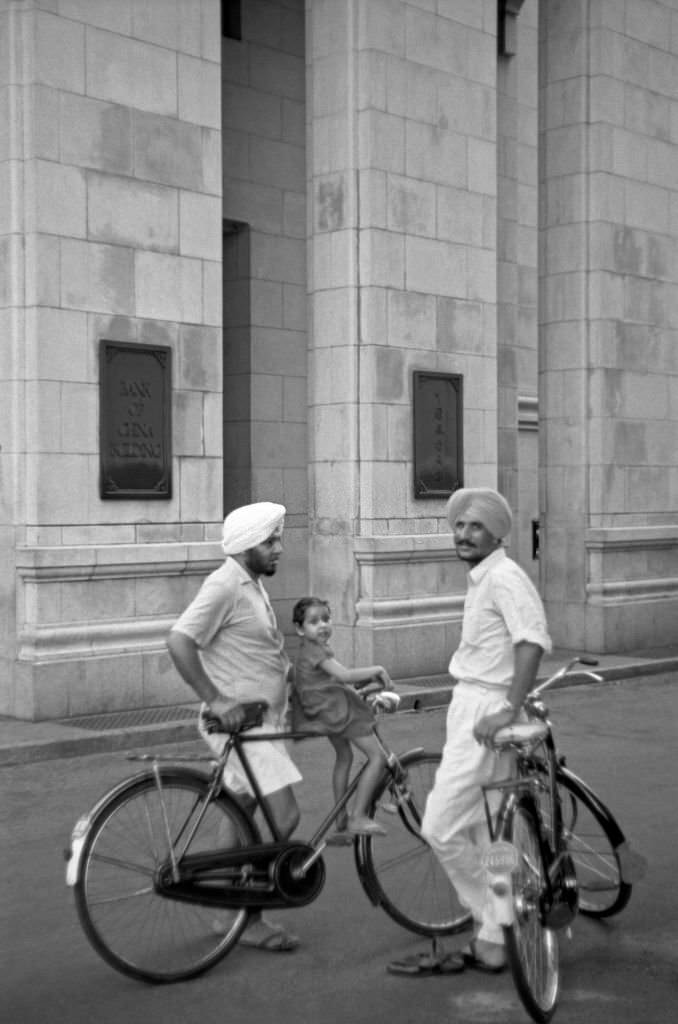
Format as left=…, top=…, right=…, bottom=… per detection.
left=0, top=0, right=223, bottom=718
left=539, top=0, right=678, bottom=651
left=306, top=0, right=500, bottom=678
left=497, top=0, right=539, bottom=579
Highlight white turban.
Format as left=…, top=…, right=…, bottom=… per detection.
left=221, top=502, right=286, bottom=556
left=446, top=488, right=512, bottom=541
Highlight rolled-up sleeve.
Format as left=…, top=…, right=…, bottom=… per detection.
left=493, top=577, right=552, bottom=653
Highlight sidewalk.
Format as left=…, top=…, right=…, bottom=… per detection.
left=1, top=646, right=677, bottom=767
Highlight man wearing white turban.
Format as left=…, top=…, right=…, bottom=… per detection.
left=167, top=501, right=302, bottom=952
left=402, top=488, right=551, bottom=975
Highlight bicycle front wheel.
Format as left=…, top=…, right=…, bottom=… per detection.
left=357, top=751, right=471, bottom=936
left=74, top=769, right=256, bottom=983
left=502, top=797, right=559, bottom=1023
left=556, top=774, right=631, bottom=918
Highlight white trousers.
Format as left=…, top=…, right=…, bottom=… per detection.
left=421, top=682, right=515, bottom=946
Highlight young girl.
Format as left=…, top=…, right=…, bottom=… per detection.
left=290, top=597, right=394, bottom=838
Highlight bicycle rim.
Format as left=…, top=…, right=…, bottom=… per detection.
left=360, top=752, right=471, bottom=936
left=503, top=799, right=559, bottom=1023
left=558, top=783, right=630, bottom=917
left=74, top=772, right=253, bottom=983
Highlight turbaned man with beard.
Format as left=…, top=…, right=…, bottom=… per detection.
left=167, top=501, right=302, bottom=952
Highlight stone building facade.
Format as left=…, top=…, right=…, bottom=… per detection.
left=1, top=0, right=677, bottom=720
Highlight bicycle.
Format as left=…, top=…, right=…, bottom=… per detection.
left=482, top=657, right=641, bottom=1022
left=65, top=697, right=471, bottom=983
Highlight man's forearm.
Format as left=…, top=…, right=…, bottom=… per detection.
left=506, top=641, right=544, bottom=709
left=167, top=630, right=221, bottom=704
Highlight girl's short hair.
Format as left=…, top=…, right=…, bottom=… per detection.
left=292, top=596, right=331, bottom=628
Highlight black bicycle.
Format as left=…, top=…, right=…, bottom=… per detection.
left=483, top=658, right=640, bottom=1022
left=66, top=700, right=471, bottom=983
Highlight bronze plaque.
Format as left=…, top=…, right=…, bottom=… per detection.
left=100, top=341, right=172, bottom=499
left=413, top=371, right=463, bottom=499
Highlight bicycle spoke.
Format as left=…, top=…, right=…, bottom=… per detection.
left=87, top=885, right=156, bottom=906
left=88, top=852, right=156, bottom=878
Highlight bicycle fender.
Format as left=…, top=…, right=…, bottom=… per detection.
left=556, top=765, right=627, bottom=848
left=65, top=766, right=214, bottom=887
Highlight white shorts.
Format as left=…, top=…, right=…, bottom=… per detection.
left=198, top=708, right=302, bottom=797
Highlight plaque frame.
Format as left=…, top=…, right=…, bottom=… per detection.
left=412, top=370, right=463, bottom=500
left=99, top=340, right=172, bottom=500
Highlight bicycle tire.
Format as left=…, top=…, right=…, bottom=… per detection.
left=501, top=796, right=559, bottom=1023
left=356, top=750, right=472, bottom=936
left=73, top=769, right=256, bottom=983
left=553, top=772, right=631, bottom=918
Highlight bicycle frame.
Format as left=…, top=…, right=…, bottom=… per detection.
left=126, top=718, right=418, bottom=886
left=205, top=720, right=401, bottom=848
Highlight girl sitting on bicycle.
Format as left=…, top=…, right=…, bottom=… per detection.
left=290, top=597, right=394, bottom=838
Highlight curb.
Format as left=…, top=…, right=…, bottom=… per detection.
left=2, top=657, right=677, bottom=768
left=1, top=688, right=453, bottom=768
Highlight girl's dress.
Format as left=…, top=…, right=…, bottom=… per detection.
left=291, top=638, right=375, bottom=739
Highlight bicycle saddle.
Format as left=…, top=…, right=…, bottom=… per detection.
left=492, top=721, right=549, bottom=749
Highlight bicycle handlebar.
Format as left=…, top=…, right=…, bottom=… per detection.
left=201, top=700, right=268, bottom=735
left=528, top=656, right=603, bottom=701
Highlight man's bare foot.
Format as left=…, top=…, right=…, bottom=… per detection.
left=239, top=917, right=300, bottom=951
left=346, top=815, right=387, bottom=836
left=461, top=939, right=506, bottom=972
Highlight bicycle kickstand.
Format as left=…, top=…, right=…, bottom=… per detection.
left=429, top=935, right=446, bottom=966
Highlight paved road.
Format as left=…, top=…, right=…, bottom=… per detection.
left=1, top=678, right=677, bottom=1024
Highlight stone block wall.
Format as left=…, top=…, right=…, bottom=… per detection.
left=221, top=0, right=307, bottom=518
left=220, top=0, right=307, bottom=639
left=0, top=0, right=224, bottom=717
left=307, top=0, right=505, bottom=673
left=540, top=0, right=678, bottom=651
left=498, top=0, right=540, bottom=579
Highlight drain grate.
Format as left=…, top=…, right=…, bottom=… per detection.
left=60, top=706, right=198, bottom=732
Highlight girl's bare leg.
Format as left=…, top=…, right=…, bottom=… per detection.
left=347, top=733, right=386, bottom=832
left=329, top=736, right=353, bottom=829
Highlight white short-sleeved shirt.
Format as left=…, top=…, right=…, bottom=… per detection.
left=172, top=558, right=290, bottom=719
left=450, top=547, right=551, bottom=687
left=172, top=559, right=301, bottom=796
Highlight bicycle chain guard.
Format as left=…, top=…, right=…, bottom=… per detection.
left=155, top=840, right=326, bottom=910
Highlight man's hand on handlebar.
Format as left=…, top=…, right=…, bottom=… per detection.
left=206, top=696, right=246, bottom=733
left=473, top=706, right=516, bottom=748
left=368, top=690, right=401, bottom=713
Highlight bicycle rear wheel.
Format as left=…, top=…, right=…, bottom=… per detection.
left=502, top=796, right=559, bottom=1023
left=556, top=775, right=631, bottom=918
left=357, top=751, right=471, bottom=936
left=74, top=769, right=256, bottom=983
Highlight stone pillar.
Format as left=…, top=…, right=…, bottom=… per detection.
left=306, top=0, right=500, bottom=679
left=539, top=0, right=678, bottom=652
left=497, top=0, right=539, bottom=580
left=0, top=0, right=223, bottom=718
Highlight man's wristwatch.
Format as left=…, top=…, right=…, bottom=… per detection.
left=500, top=698, right=517, bottom=715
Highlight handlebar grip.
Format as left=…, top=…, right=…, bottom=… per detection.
left=201, top=700, right=268, bottom=734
